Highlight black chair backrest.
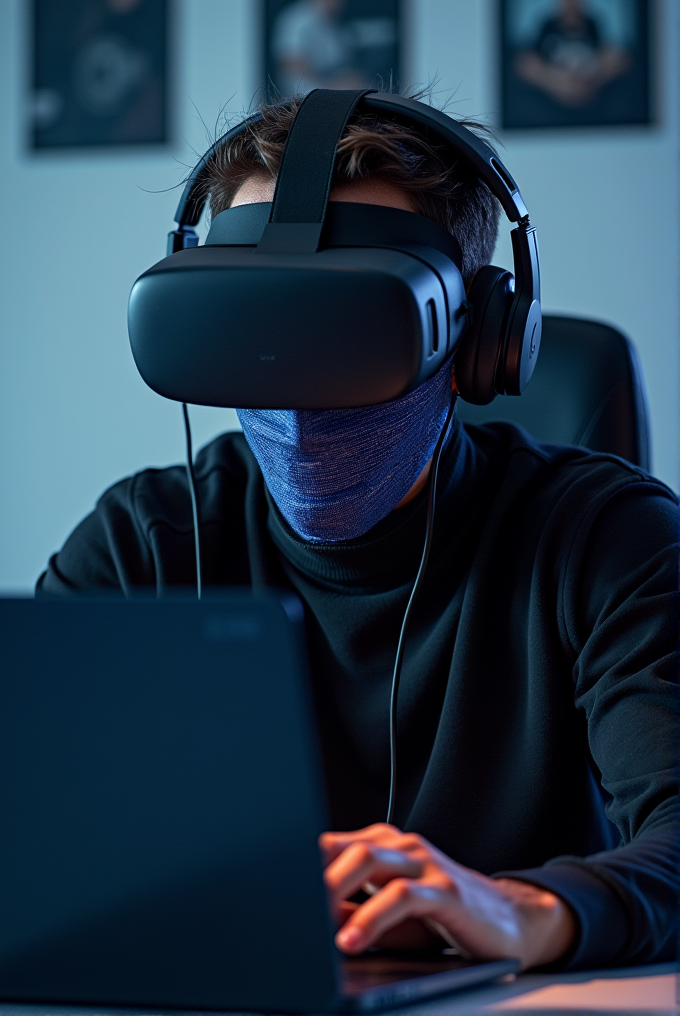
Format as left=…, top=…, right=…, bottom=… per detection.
left=457, top=315, right=650, bottom=469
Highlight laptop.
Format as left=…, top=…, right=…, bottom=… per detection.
left=0, top=594, right=518, bottom=1012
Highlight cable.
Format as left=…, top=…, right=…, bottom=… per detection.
left=386, top=388, right=457, bottom=825
left=182, top=403, right=202, bottom=599
left=184, top=387, right=452, bottom=791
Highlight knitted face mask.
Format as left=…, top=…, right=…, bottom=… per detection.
left=237, top=356, right=453, bottom=543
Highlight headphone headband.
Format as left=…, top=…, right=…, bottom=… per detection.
left=173, top=91, right=529, bottom=230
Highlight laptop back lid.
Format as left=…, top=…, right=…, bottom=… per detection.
left=0, top=595, right=340, bottom=1012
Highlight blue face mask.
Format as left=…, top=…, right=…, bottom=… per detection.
left=237, top=356, right=454, bottom=543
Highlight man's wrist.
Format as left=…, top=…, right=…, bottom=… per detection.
left=494, top=877, right=577, bottom=970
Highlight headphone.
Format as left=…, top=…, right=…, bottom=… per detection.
left=128, top=88, right=541, bottom=408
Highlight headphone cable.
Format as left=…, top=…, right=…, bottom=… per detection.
left=182, top=389, right=455, bottom=782
left=386, top=388, right=457, bottom=825
left=182, top=403, right=202, bottom=600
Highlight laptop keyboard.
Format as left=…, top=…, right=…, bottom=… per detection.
left=341, top=953, right=469, bottom=996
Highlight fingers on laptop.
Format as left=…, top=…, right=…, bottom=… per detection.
left=335, top=877, right=456, bottom=953
left=319, top=824, right=575, bottom=969
left=324, top=841, right=423, bottom=916
left=320, top=824, right=488, bottom=958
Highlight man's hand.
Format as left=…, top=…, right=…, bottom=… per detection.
left=320, top=824, right=576, bottom=971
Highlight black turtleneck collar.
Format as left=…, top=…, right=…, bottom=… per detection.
left=265, top=414, right=491, bottom=589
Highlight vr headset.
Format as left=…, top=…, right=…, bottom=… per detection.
left=128, top=89, right=541, bottom=409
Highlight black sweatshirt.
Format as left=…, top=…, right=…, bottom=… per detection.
left=38, top=418, right=679, bottom=970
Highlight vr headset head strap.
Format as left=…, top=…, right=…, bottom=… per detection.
left=259, top=88, right=373, bottom=254
left=171, top=89, right=371, bottom=253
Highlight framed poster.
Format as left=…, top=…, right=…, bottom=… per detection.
left=500, top=0, right=651, bottom=130
left=30, top=0, right=170, bottom=150
left=264, top=0, right=401, bottom=99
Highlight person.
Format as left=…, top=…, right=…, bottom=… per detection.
left=271, top=0, right=366, bottom=97
left=514, top=0, right=629, bottom=109
left=37, top=94, right=678, bottom=972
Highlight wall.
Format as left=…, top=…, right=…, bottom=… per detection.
left=0, top=0, right=677, bottom=591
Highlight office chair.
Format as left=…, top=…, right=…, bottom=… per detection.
left=457, top=315, right=651, bottom=470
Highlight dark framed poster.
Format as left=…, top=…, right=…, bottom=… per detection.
left=264, top=0, right=402, bottom=99
left=30, top=0, right=170, bottom=150
left=499, top=0, right=651, bottom=130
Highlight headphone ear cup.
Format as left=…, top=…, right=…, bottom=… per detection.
left=455, top=266, right=515, bottom=406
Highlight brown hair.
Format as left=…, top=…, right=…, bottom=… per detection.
left=200, top=95, right=501, bottom=285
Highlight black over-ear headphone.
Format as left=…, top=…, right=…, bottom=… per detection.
left=128, top=89, right=541, bottom=408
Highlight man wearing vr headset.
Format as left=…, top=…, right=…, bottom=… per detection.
left=38, top=93, right=678, bottom=973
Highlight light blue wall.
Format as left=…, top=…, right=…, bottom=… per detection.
left=1, top=0, right=678, bottom=591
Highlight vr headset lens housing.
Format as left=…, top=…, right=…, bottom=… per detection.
left=129, top=202, right=467, bottom=409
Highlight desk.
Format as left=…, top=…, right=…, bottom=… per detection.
left=394, top=959, right=674, bottom=1016
left=400, top=962, right=678, bottom=1013
left=0, top=964, right=676, bottom=1016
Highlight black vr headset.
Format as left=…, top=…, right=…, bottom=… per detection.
left=128, top=88, right=541, bottom=409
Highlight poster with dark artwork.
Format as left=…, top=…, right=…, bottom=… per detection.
left=30, top=0, right=170, bottom=150
left=264, top=0, right=401, bottom=99
left=500, top=0, right=651, bottom=129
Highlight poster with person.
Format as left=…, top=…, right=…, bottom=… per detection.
left=500, top=0, right=651, bottom=129
left=264, top=0, right=401, bottom=98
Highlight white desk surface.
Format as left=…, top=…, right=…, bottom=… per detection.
left=399, top=962, right=678, bottom=1013
left=0, top=963, right=676, bottom=1016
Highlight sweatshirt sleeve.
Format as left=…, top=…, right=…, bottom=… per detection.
left=505, top=478, right=679, bottom=969
left=36, top=474, right=156, bottom=596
